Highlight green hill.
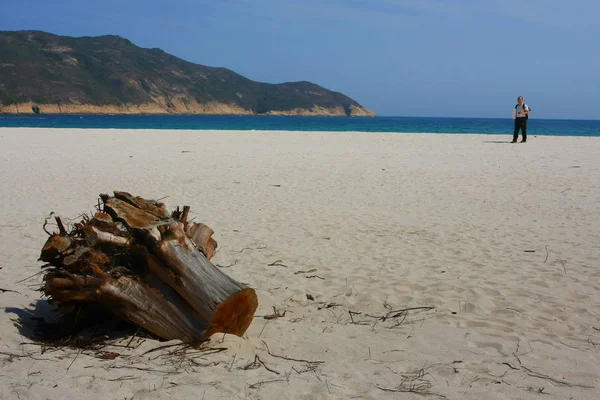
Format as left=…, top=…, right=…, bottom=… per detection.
left=0, top=30, right=374, bottom=116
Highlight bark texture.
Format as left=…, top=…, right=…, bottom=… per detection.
left=40, top=192, right=257, bottom=344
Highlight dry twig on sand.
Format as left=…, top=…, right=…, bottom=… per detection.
left=376, top=366, right=447, bottom=399
left=260, top=306, right=286, bottom=320
left=267, top=260, right=288, bottom=268
left=0, top=287, right=21, bottom=294
left=363, top=306, right=436, bottom=329
left=366, top=306, right=436, bottom=321
left=294, top=268, right=317, bottom=275
left=248, top=379, right=286, bottom=389
left=559, top=259, right=567, bottom=274
left=261, top=340, right=324, bottom=366
left=497, top=354, right=595, bottom=389
left=241, top=355, right=280, bottom=375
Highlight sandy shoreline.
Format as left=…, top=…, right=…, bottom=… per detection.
left=1, top=128, right=599, bottom=399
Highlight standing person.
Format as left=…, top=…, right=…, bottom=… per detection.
left=512, top=96, right=530, bottom=143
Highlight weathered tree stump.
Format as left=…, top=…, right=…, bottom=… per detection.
left=39, top=192, right=257, bottom=344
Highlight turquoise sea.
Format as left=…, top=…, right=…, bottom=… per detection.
left=1, top=115, right=599, bottom=137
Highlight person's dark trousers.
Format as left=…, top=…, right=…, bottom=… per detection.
left=513, top=117, right=527, bottom=142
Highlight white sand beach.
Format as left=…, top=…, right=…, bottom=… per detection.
left=1, top=128, right=599, bottom=399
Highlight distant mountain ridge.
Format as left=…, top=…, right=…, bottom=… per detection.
left=0, top=30, right=374, bottom=116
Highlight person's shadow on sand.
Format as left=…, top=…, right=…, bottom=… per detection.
left=482, top=140, right=514, bottom=143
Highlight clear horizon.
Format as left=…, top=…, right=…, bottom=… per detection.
left=2, top=1, right=599, bottom=120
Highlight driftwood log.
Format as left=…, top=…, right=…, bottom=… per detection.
left=39, top=192, right=258, bottom=344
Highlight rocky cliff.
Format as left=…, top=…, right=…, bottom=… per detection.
left=0, top=31, right=375, bottom=116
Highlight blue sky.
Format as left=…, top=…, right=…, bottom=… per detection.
left=2, top=0, right=599, bottom=119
